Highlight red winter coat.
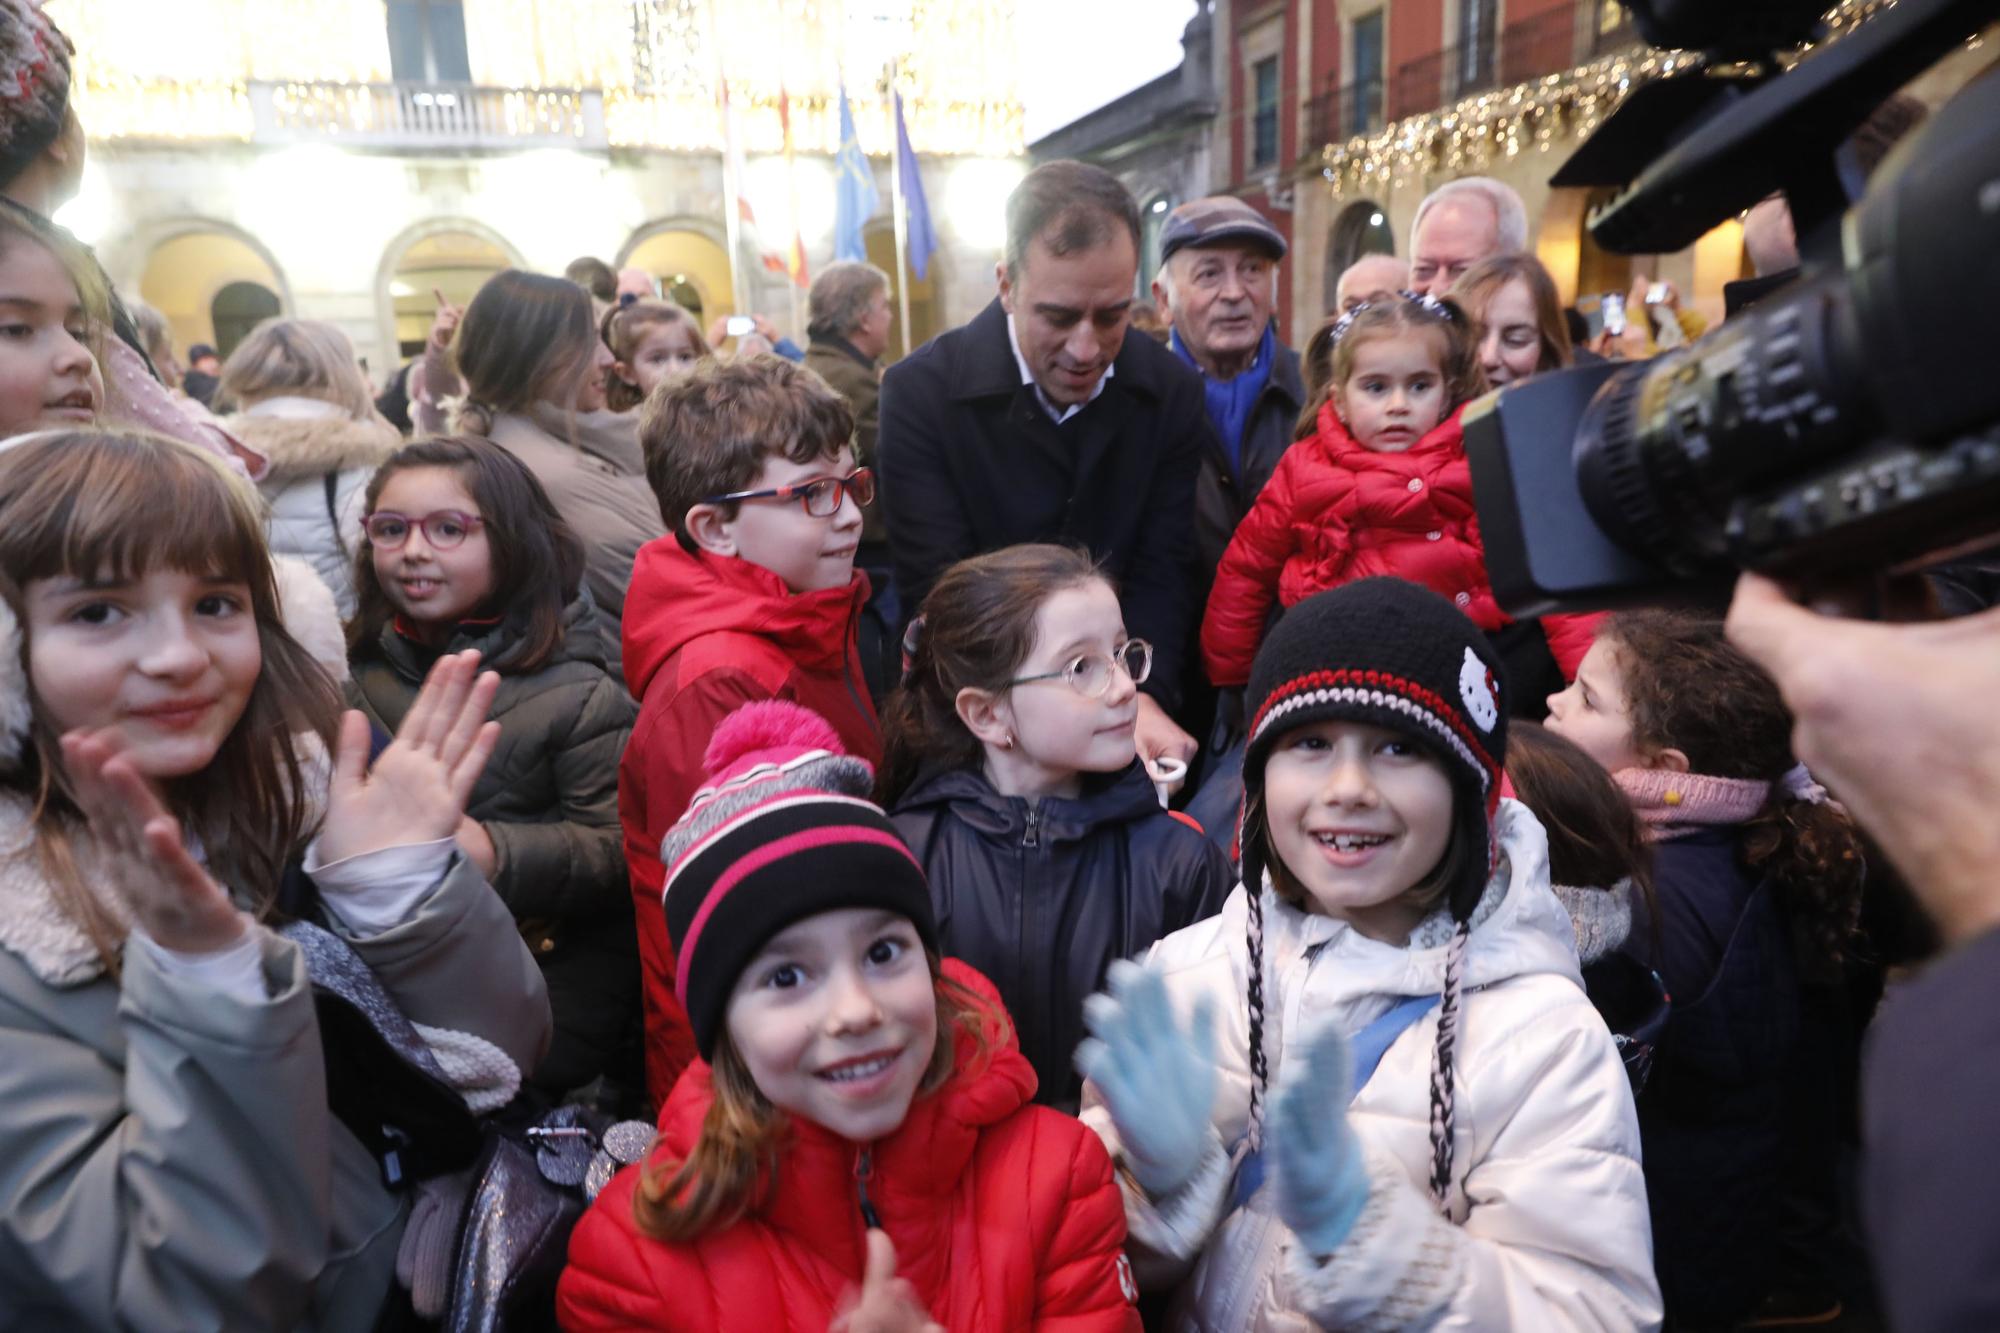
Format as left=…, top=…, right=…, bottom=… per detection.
left=619, top=539, right=880, bottom=1108
left=1201, top=401, right=1598, bottom=686
left=556, top=963, right=1141, bottom=1333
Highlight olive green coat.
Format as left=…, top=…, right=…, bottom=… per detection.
left=804, top=336, right=886, bottom=547
left=346, top=593, right=639, bottom=1094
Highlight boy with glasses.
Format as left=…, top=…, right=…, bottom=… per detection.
left=621, top=356, right=882, bottom=1107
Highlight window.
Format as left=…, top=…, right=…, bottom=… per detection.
left=1351, top=11, right=1385, bottom=134
left=1251, top=56, right=1280, bottom=168
left=386, top=0, right=472, bottom=83
left=1455, top=0, right=1497, bottom=95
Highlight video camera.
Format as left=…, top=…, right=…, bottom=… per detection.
left=1465, top=0, right=2000, bottom=613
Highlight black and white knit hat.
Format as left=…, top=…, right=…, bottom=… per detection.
left=660, top=700, right=936, bottom=1061
left=1237, top=577, right=1509, bottom=1209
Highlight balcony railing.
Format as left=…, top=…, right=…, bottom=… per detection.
left=250, top=81, right=609, bottom=150
left=1305, top=77, right=1386, bottom=147
left=1313, top=0, right=1649, bottom=147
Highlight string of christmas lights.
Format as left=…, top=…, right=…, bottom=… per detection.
left=57, top=0, right=1023, bottom=157
left=1316, top=0, right=1901, bottom=195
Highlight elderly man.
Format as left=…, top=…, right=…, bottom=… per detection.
left=1408, top=176, right=1529, bottom=297
left=1335, top=253, right=1410, bottom=313
left=878, top=159, right=1210, bottom=769
left=1151, top=196, right=1304, bottom=578
left=804, top=261, right=899, bottom=696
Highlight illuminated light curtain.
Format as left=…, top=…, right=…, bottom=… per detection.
left=465, top=0, right=632, bottom=88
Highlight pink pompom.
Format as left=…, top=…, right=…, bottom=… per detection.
left=703, top=700, right=846, bottom=779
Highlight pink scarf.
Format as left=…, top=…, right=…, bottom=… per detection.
left=1614, top=767, right=1770, bottom=842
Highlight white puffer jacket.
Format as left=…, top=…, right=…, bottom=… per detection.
left=1082, top=800, right=1662, bottom=1331
left=230, top=399, right=402, bottom=619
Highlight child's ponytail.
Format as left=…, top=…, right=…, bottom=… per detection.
left=875, top=544, right=1105, bottom=808
left=1743, top=785, right=1866, bottom=974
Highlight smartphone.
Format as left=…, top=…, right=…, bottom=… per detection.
left=1645, top=281, right=1669, bottom=305
left=1601, top=292, right=1627, bottom=337
left=726, top=315, right=756, bottom=337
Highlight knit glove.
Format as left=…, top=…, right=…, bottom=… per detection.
left=1076, top=958, right=1217, bottom=1198
left=1269, top=1018, right=1371, bottom=1257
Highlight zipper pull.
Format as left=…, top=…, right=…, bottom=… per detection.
left=855, top=1147, right=882, bottom=1230
left=1022, top=806, right=1041, bottom=849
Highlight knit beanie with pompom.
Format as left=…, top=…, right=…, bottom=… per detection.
left=658, top=699, right=936, bottom=1061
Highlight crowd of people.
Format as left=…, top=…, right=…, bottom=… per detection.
left=0, top=1, right=1994, bottom=1328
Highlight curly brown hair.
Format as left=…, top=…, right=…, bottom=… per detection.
left=1602, top=610, right=1865, bottom=968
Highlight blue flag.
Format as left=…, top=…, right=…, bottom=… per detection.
left=833, top=87, right=878, bottom=264
left=894, top=92, right=937, bottom=281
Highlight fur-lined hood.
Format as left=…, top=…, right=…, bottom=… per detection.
left=224, top=411, right=402, bottom=487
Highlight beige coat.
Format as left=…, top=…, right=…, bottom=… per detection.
left=482, top=406, right=664, bottom=639
left=0, top=793, right=552, bottom=1331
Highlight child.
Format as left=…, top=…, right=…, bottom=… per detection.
left=1507, top=721, right=1670, bottom=1090
left=622, top=355, right=878, bottom=1109
left=347, top=435, right=639, bottom=1106
left=0, top=197, right=106, bottom=439
left=1544, top=610, right=1866, bottom=1328
left=1201, top=292, right=1597, bottom=711
left=218, top=317, right=401, bottom=616
left=880, top=543, right=1233, bottom=1111
left=1079, top=578, right=1661, bottom=1329
left=0, top=429, right=550, bottom=1329
left=558, top=701, right=1141, bottom=1331
left=602, top=298, right=707, bottom=412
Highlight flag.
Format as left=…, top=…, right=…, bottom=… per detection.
left=832, top=86, right=878, bottom=263
left=894, top=92, right=937, bottom=281
left=722, top=79, right=786, bottom=277
left=778, top=88, right=809, bottom=288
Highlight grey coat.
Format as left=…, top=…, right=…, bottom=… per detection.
left=0, top=794, right=552, bottom=1331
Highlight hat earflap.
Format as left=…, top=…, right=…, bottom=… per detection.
left=0, top=596, right=27, bottom=774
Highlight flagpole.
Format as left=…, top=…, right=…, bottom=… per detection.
left=888, top=66, right=913, bottom=359
left=709, top=0, right=747, bottom=318
left=782, top=89, right=805, bottom=341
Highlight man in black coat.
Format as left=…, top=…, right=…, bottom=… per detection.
left=878, top=160, right=1210, bottom=771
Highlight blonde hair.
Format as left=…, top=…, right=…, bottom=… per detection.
left=601, top=300, right=709, bottom=412
left=217, top=317, right=375, bottom=421
left=631, top=960, right=1006, bottom=1242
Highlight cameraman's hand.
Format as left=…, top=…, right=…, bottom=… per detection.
left=1075, top=959, right=1217, bottom=1198
left=1726, top=573, right=2000, bottom=944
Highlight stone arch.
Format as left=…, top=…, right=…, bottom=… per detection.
left=1322, top=199, right=1396, bottom=312
left=617, top=218, right=736, bottom=327
left=132, top=219, right=293, bottom=359
left=374, top=217, right=525, bottom=361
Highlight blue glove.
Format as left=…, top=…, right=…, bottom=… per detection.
left=1268, top=1018, right=1371, bottom=1256
left=1075, top=958, right=1217, bottom=1198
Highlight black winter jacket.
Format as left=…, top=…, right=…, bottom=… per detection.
left=1623, top=830, right=1801, bottom=1327
left=876, top=298, right=1212, bottom=710
left=347, top=592, right=640, bottom=1099
left=890, top=760, right=1233, bottom=1110
left=1191, top=341, right=1305, bottom=580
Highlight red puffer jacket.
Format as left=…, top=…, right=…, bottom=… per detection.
left=1201, top=401, right=1597, bottom=686
left=556, top=963, right=1141, bottom=1332
left=619, top=538, right=880, bottom=1109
